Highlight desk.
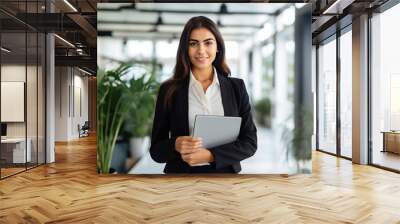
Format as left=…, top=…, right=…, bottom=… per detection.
left=381, top=131, right=400, bottom=154
left=1, top=138, right=31, bottom=163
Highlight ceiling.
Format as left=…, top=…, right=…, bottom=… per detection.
left=1, top=0, right=393, bottom=74
left=0, top=0, right=98, bottom=74
left=311, top=0, right=390, bottom=43
left=97, top=3, right=291, bottom=41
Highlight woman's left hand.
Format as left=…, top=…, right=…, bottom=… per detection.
left=181, top=148, right=214, bottom=166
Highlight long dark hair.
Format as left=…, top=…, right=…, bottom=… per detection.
left=163, top=16, right=231, bottom=109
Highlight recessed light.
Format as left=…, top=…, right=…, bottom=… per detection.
left=63, top=0, right=78, bottom=12
left=1, top=47, right=11, bottom=53
left=322, top=0, right=353, bottom=15
left=78, top=67, right=92, bottom=76
left=54, top=34, right=75, bottom=48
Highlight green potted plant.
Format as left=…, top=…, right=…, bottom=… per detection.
left=97, top=63, right=160, bottom=174
left=254, top=97, right=272, bottom=128
left=122, top=69, right=159, bottom=161
left=97, top=64, right=133, bottom=174
left=281, top=106, right=313, bottom=174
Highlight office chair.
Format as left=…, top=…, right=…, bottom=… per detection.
left=78, top=121, right=90, bottom=138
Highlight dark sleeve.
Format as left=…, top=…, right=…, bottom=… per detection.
left=149, top=84, right=178, bottom=163
left=208, top=79, right=258, bottom=169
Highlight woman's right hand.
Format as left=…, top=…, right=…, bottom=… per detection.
left=175, top=136, right=203, bottom=154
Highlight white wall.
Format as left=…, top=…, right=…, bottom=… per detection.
left=1, top=65, right=37, bottom=137
left=1, top=65, right=26, bottom=140
left=54, top=67, right=89, bottom=141
left=72, top=73, right=89, bottom=138
left=1, top=64, right=46, bottom=163
left=55, top=66, right=69, bottom=141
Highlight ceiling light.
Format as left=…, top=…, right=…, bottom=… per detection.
left=156, top=15, right=163, bottom=26
left=63, top=0, right=78, bottom=12
left=78, top=67, right=92, bottom=76
left=54, top=34, right=75, bottom=48
left=220, top=3, right=228, bottom=14
left=322, top=0, right=353, bottom=15
left=1, top=47, right=11, bottom=53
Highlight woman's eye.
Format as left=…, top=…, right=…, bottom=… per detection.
left=205, top=41, right=213, bottom=46
left=189, top=42, right=197, bottom=47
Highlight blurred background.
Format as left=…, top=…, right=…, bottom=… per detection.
left=97, top=3, right=312, bottom=174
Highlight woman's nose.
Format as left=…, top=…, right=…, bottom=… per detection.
left=197, top=43, right=206, bottom=53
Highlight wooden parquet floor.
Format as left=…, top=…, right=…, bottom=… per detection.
left=1, top=167, right=26, bottom=177
left=1, top=135, right=400, bottom=224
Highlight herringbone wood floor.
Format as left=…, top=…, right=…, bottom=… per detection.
left=1, top=135, right=400, bottom=223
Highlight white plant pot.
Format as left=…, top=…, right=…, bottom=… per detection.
left=129, top=136, right=150, bottom=161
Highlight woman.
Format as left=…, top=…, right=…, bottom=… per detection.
left=150, top=16, right=257, bottom=173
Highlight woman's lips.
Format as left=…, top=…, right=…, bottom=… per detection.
left=195, top=57, right=209, bottom=62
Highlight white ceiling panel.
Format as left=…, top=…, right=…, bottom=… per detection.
left=220, top=14, right=269, bottom=26
left=98, top=24, right=152, bottom=32
left=162, top=13, right=219, bottom=24
left=226, top=3, right=286, bottom=13
left=157, top=25, right=184, bottom=33
left=98, top=11, right=157, bottom=23
left=135, top=3, right=222, bottom=12
left=219, top=27, right=256, bottom=35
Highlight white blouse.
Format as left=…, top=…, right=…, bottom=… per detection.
left=188, top=67, right=224, bottom=136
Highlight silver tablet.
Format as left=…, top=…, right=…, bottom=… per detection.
left=192, top=115, right=242, bottom=148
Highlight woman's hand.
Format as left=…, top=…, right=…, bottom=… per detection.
left=175, top=136, right=203, bottom=154
left=181, top=148, right=214, bottom=166
left=175, top=137, right=214, bottom=166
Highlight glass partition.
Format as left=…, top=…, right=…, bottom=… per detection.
left=0, top=0, right=46, bottom=179
left=1, top=30, right=28, bottom=178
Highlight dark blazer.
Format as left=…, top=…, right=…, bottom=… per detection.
left=149, top=72, right=257, bottom=173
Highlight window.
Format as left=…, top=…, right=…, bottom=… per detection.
left=339, top=29, right=352, bottom=158
left=370, top=3, right=400, bottom=171
left=317, top=36, right=337, bottom=154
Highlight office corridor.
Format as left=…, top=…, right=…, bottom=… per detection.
left=129, top=127, right=306, bottom=174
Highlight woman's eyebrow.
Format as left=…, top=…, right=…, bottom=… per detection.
left=189, top=38, right=215, bottom=42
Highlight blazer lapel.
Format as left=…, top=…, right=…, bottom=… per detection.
left=217, top=73, right=235, bottom=116
left=181, top=78, right=190, bottom=135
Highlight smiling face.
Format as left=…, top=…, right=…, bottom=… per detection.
left=188, top=27, right=218, bottom=72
